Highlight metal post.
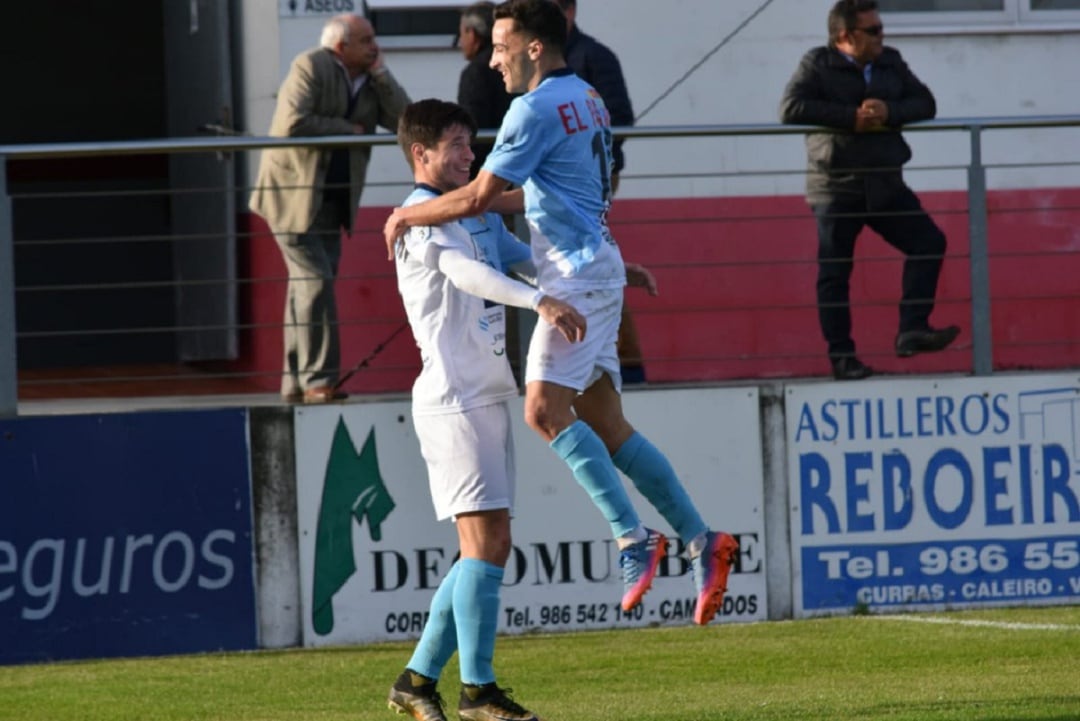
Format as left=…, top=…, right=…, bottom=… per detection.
left=0, top=154, right=17, bottom=416
left=967, top=126, right=992, bottom=376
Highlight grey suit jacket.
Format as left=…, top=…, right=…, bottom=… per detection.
left=250, top=47, right=410, bottom=233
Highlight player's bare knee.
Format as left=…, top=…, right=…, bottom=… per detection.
left=490, top=534, right=512, bottom=567
left=475, top=526, right=512, bottom=566
left=593, top=421, right=634, bottom=456
left=575, top=406, right=633, bottom=451
left=524, top=401, right=564, bottom=441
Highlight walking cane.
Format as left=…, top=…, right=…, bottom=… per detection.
left=332, top=322, right=410, bottom=392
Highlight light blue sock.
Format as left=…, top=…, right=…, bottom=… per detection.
left=613, top=431, right=708, bottom=544
left=551, top=420, right=641, bottom=538
left=406, top=561, right=460, bottom=680
left=454, top=557, right=504, bottom=685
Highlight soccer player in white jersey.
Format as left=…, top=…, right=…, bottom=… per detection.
left=386, top=99, right=585, bottom=721
left=384, top=0, right=738, bottom=628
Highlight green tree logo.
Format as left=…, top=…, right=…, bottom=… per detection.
left=311, top=419, right=396, bottom=635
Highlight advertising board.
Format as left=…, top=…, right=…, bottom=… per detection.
left=0, top=410, right=257, bottom=664
left=292, top=388, right=766, bottom=645
left=786, top=374, right=1080, bottom=616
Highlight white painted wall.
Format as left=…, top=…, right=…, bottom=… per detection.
left=237, top=0, right=1080, bottom=207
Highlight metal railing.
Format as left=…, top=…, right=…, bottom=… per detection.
left=1, top=115, right=1078, bottom=417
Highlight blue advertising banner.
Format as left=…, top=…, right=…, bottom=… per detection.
left=0, top=410, right=257, bottom=664
left=786, top=374, right=1080, bottom=616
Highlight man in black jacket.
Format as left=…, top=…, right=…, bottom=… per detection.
left=553, top=0, right=634, bottom=191
left=780, top=0, right=959, bottom=380
left=457, top=2, right=514, bottom=178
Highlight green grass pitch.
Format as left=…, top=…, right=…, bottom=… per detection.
left=2, top=606, right=1079, bottom=721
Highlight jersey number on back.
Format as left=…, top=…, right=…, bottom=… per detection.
left=590, top=128, right=613, bottom=204
left=590, top=128, right=617, bottom=246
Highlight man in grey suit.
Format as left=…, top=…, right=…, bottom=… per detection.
left=250, top=14, right=410, bottom=404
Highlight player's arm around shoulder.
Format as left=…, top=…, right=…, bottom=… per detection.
left=488, top=188, right=525, bottom=215
left=384, top=170, right=510, bottom=259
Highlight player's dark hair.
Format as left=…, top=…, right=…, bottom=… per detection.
left=397, top=99, right=478, bottom=168
left=828, top=0, right=878, bottom=45
left=494, top=0, right=567, bottom=54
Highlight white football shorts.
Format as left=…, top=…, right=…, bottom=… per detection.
left=525, top=287, right=623, bottom=393
left=414, top=401, right=516, bottom=521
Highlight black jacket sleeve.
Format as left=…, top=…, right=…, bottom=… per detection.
left=586, top=43, right=634, bottom=129
left=779, top=48, right=857, bottom=131
left=587, top=43, right=633, bottom=174
left=567, top=29, right=634, bottom=175
left=883, top=54, right=936, bottom=128
left=458, top=61, right=503, bottom=130
left=458, top=53, right=514, bottom=176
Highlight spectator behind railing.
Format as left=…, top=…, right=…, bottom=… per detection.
left=780, top=0, right=960, bottom=381
left=10, top=115, right=1080, bottom=404
left=249, top=13, right=410, bottom=404
left=457, top=2, right=515, bottom=179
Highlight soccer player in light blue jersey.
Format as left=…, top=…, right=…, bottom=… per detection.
left=384, top=0, right=738, bottom=628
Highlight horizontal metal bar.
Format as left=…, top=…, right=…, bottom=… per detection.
left=1, top=115, right=1078, bottom=160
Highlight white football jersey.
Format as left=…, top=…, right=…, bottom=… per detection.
left=396, top=185, right=532, bottom=416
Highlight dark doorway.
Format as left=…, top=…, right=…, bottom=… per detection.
left=3, top=0, right=237, bottom=369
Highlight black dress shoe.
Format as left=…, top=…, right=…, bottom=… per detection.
left=303, top=386, right=349, bottom=404
left=895, top=325, right=961, bottom=357
left=831, top=356, right=873, bottom=380
left=621, top=364, right=647, bottom=385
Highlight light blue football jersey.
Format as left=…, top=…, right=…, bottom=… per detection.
left=483, top=68, right=626, bottom=294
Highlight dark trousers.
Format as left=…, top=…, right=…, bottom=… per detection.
left=812, top=186, right=946, bottom=358
left=272, top=198, right=347, bottom=394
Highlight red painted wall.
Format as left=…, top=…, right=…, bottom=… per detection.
left=238, top=188, right=1080, bottom=394
left=239, top=209, right=416, bottom=394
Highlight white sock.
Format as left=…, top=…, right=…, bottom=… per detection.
left=615, top=524, right=648, bottom=550
left=686, top=532, right=709, bottom=559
